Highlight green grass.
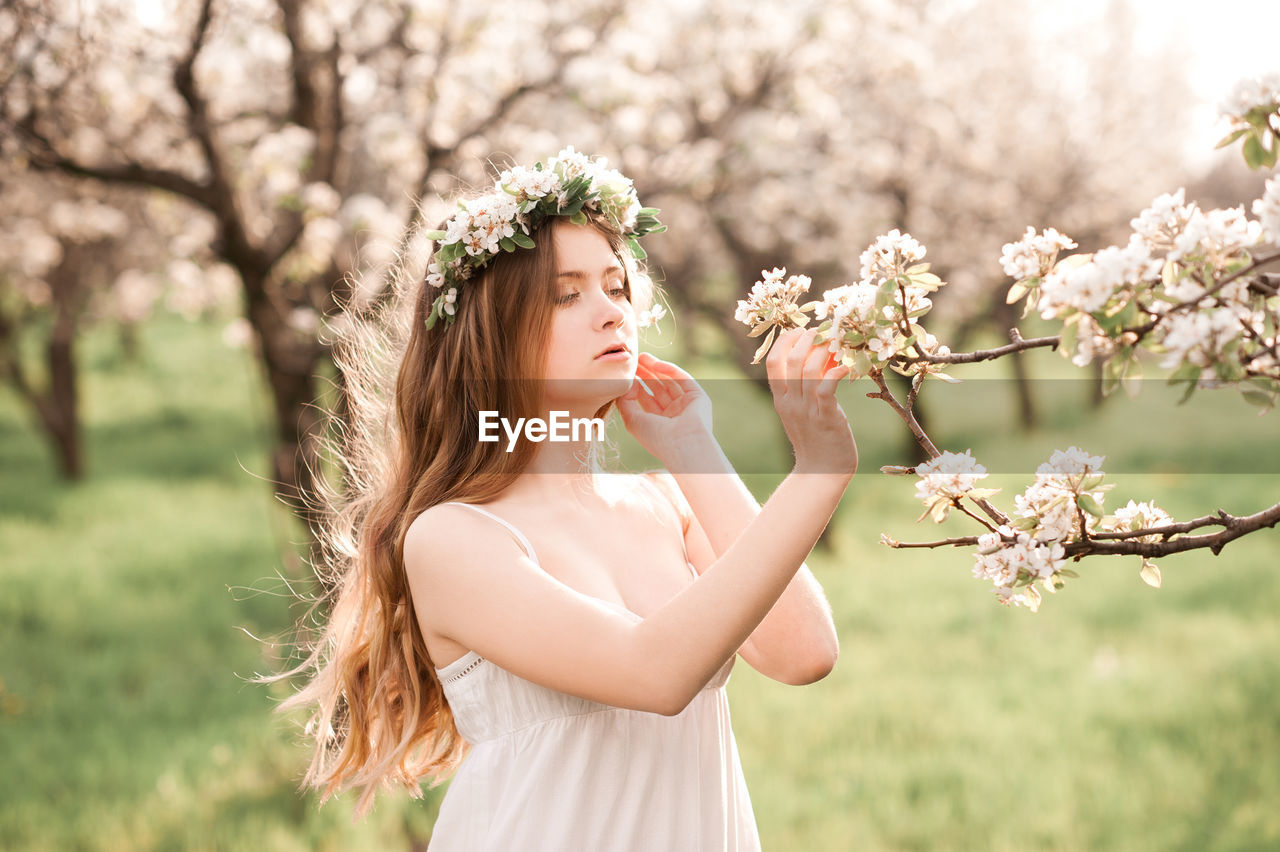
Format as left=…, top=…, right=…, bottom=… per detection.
left=2, top=315, right=1278, bottom=850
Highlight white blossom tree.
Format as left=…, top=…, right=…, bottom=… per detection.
left=3, top=0, right=621, bottom=516
left=733, top=77, right=1280, bottom=610
left=0, top=0, right=1202, bottom=526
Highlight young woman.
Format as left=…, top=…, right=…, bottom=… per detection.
left=276, top=149, right=857, bottom=850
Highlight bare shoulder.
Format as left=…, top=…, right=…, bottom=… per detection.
left=403, top=502, right=527, bottom=590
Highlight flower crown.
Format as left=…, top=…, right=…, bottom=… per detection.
left=422, top=147, right=666, bottom=330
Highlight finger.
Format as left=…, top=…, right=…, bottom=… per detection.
left=785, top=329, right=820, bottom=398
left=622, top=377, right=664, bottom=415
left=637, top=354, right=701, bottom=397
left=815, top=362, right=852, bottom=399
left=766, top=328, right=804, bottom=399
left=634, top=359, right=675, bottom=409
left=801, top=336, right=833, bottom=382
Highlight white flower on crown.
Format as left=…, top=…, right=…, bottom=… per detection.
left=499, top=165, right=559, bottom=206
left=424, top=147, right=662, bottom=330
left=549, top=146, right=593, bottom=183
left=425, top=262, right=445, bottom=289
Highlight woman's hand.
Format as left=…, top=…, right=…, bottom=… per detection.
left=766, top=327, right=857, bottom=477
left=616, top=353, right=715, bottom=464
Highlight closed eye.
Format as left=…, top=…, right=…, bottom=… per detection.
left=556, top=285, right=630, bottom=306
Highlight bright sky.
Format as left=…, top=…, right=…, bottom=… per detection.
left=1039, top=0, right=1280, bottom=163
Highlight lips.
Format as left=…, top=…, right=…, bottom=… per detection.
left=594, top=342, right=630, bottom=359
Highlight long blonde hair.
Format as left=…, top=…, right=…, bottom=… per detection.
left=267, top=209, right=656, bottom=817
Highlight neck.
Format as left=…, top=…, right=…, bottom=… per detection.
left=502, top=401, right=616, bottom=506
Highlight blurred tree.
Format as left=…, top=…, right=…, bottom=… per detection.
left=2, top=0, right=1192, bottom=508
left=4, top=0, right=620, bottom=530
left=0, top=166, right=133, bottom=479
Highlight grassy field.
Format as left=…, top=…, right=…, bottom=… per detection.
left=1, top=315, right=1277, bottom=850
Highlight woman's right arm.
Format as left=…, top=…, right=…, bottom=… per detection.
left=405, top=328, right=854, bottom=715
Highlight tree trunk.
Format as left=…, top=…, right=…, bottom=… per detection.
left=242, top=281, right=328, bottom=555
left=46, top=250, right=83, bottom=478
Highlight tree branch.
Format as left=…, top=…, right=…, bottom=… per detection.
left=172, top=0, right=264, bottom=274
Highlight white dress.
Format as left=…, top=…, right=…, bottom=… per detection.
left=426, top=501, right=762, bottom=852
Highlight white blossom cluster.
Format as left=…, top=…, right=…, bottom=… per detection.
left=424, top=147, right=660, bottom=328
left=1217, top=72, right=1280, bottom=119
left=1012, top=447, right=1108, bottom=543
left=444, top=194, right=522, bottom=258
left=1037, top=235, right=1159, bottom=318
left=1103, top=499, right=1173, bottom=542
left=815, top=281, right=897, bottom=363
left=999, top=226, right=1076, bottom=280
left=1067, top=314, right=1118, bottom=369
left=973, top=526, right=1066, bottom=610
left=859, top=229, right=926, bottom=281
left=739, top=231, right=948, bottom=375
left=735, top=266, right=811, bottom=327
left=1251, top=177, right=1280, bottom=244
left=1165, top=205, right=1264, bottom=265
left=905, top=442, right=1180, bottom=611
left=1129, top=189, right=1195, bottom=250
left=913, top=449, right=989, bottom=505
left=1157, top=307, right=1262, bottom=371
left=815, top=278, right=946, bottom=373
left=998, top=183, right=1279, bottom=383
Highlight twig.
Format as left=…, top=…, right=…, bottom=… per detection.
left=884, top=535, right=982, bottom=549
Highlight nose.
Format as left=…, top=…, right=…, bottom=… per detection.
left=589, top=286, right=627, bottom=329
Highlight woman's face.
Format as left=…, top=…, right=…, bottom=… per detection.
left=541, top=222, right=639, bottom=409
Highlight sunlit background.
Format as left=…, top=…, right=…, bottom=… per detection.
left=2, top=0, right=1278, bottom=849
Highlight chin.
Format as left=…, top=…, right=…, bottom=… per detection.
left=544, top=376, right=633, bottom=409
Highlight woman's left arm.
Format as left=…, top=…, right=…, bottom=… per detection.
left=654, top=453, right=840, bottom=686
left=621, top=352, right=842, bottom=685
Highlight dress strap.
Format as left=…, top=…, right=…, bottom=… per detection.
left=437, top=501, right=541, bottom=567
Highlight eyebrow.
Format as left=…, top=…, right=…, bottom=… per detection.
left=557, top=266, right=626, bottom=281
